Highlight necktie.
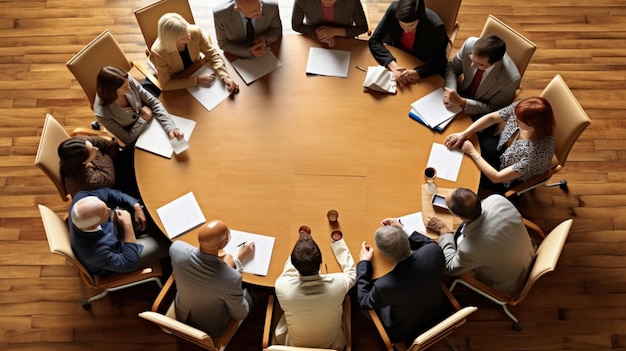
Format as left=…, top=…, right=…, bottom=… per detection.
left=245, top=17, right=254, bottom=44
left=467, top=69, right=485, bottom=98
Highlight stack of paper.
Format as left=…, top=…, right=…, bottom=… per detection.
left=135, top=115, right=196, bottom=159
left=156, top=192, right=206, bottom=240
left=232, top=50, right=282, bottom=85
left=305, top=47, right=351, bottom=78
left=409, top=88, right=462, bottom=132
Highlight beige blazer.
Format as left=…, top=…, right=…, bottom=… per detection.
left=151, top=25, right=230, bottom=91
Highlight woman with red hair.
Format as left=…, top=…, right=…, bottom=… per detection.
left=444, top=97, right=555, bottom=194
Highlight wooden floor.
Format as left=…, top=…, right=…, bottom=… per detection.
left=2, top=0, right=626, bottom=350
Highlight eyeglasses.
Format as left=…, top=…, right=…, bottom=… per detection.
left=469, top=54, right=491, bottom=70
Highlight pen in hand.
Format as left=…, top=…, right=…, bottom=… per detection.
left=237, top=241, right=247, bottom=247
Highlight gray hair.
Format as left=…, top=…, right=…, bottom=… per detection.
left=71, top=196, right=105, bottom=230
left=374, top=225, right=412, bottom=263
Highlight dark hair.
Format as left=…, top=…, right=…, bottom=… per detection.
left=96, top=66, right=129, bottom=105
left=58, top=138, right=89, bottom=177
left=290, top=234, right=322, bottom=276
left=473, top=34, right=506, bottom=64
left=395, top=0, right=425, bottom=22
left=515, top=97, right=555, bottom=139
left=448, top=188, right=482, bottom=221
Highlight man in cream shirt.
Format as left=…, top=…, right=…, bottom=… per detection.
left=274, top=228, right=356, bottom=350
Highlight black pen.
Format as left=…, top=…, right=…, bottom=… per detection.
left=356, top=65, right=367, bottom=72
left=237, top=241, right=247, bottom=247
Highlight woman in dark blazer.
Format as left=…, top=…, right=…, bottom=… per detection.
left=292, top=0, right=368, bottom=47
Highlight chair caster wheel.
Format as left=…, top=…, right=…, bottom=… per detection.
left=512, top=322, right=522, bottom=331
left=82, top=300, right=92, bottom=310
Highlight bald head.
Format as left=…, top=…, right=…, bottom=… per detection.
left=198, top=220, right=231, bottom=254
left=71, top=196, right=109, bottom=230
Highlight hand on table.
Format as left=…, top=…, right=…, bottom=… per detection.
left=223, top=77, right=239, bottom=94
left=444, top=132, right=466, bottom=150
left=236, top=241, right=255, bottom=262
left=169, top=128, right=184, bottom=140
left=380, top=217, right=402, bottom=229
left=443, top=87, right=465, bottom=108
left=249, top=37, right=268, bottom=57
left=426, top=216, right=452, bottom=235
left=197, top=73, right=216, bottom=85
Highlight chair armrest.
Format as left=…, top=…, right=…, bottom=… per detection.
left=457, top=272, right=511, bottom=302
left=343, top=295, right=351, bottom=351
left=133, top=61, right=162, bottom=91
left=94, top=266, right=160, bottom=289
left=69, top=127, right=126, bottom=149
left=414, top=306, right=477, bottom=346
left=523, top=218, right=546, bottom=239
left=152, top=274, right=176, bottom=312
left=139, top=311, right=209, bottom=340
left=262, top=294, right=276, bottom=349
left=504, top=168, right=558, bottom=198
left=368, top=310, right=394, bottom=351
left=441, top=282, right=461, bottom=311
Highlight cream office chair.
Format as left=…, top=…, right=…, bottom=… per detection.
left=66, top=29, right=158, bottom=110
left=480, top=15, right=536, bottom=98
left=139, top=275, right=242, bottom=351
left=35, top=114, right=72, bottom=202
left=424, top=0, right=462, bottom=58
left=368, top=284, right=476, bottom=351
left=39, top=204, right=163, bottom=310
left=450, top=218, right=573, bottom=331
left=134, top=0, right=195, bottom=54
left=504, top=74, right=591, bottom=198
left=262, top=294, right=352, bottom=351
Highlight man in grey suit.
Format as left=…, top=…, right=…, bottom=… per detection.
left=443, top=34, right=520, bottom=117
left=213, top=0, right=282, bottom=58
left=169, top=220, right=255, bottom=336
left=426, top=188, right=534, bottom=296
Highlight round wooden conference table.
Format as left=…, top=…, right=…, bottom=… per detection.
left=135, top=34, right=479, bottom=287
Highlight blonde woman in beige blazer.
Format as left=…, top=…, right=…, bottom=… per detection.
left=151, top=13, right=239, bottom=93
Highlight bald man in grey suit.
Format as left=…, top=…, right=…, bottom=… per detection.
left=213, top=0, right=282, bottom=58
left=443, top=35, right=520, bottom=117
left=169, top=220, right=255, bottom=336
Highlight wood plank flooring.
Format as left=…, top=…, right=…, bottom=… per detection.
left=2, top=0, right=626, bottom=350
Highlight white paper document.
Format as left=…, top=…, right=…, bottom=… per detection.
left=411, top=89, right=462, bottom=127
left=363, top=65, right=397, bottom=94
left=135, top=115, right=196, bottom=158
left=232, top=50, right=282, bottom=85
left=224, top=230, right=276, bottom=276
left=156, top=192, right=206, bottom=240
left=398, top=211, right=427, bottom=235
left=186, top=63, right=231, bottom=112
left=305, top=47, right=351, bottom=78
left=426, top=143, right=464, bottom=182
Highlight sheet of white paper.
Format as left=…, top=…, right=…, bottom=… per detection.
left=232, top=49, right=282, bottom=85
left=410, top=89, right=462, bottom=127
left=135, top=115, right=196, bottom=158
left=397, top=211, right=427, bottom=235
left=363, top=65, right=396, bottom=94
left=186, top=63, right=231, bottom=112
left=426, top=143, right=464, bottom=182
left=170, top=137, right=189, bottom=154
left=305, top=47, right=351, bottom=78
left=223, top=230, right=276, bottom=276
left=156, top=192, right=206, bottom=239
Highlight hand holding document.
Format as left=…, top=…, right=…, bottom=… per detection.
left=426, top=143, right=464, bottom=182
left=135, top=115, right=196, bottom=158
left=186, top=63, right=232, bottom=112
left=232, top=49, right=282, bottom=85
left=397, top=211, right=427, bottom=235
left=223, top=230, right=275, bottom=276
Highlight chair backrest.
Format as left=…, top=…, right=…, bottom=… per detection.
left=134, top=0, right=195, bottom=51
left=480, top=15, right=536, bottom=79
left=540, top=74, right=591, bottom=167
left=35, top=114, right=71, bottom=202
left=38, top=204, right=97, bottom=287
left=66, top=30, right=133, bottom=110
left=408, top=306, right=478, bottom=351
left=424, top=0, right=462, bottom=40
left=515, top=219, right=573, bottom=303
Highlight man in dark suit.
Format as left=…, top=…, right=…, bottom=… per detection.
left=357, top=218, right=453, bottom=349
left=213, top=0, right=282, bottom=58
